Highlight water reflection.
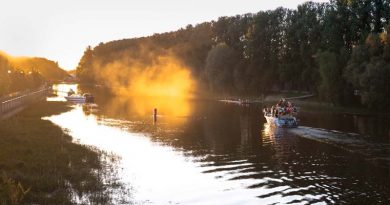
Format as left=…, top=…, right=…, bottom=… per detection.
left=47, top=84, right=390, bottom=204
left=99, top=96, right=192, bottom=118
left=48, top=84, right=79, bottom=101
left=300, top=110, right=390, bottom=143
left=76, top=85, right=194, bottom=129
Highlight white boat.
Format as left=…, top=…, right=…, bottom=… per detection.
left=65, top=93, right=94, bottom=103
left=65, top=95, right=86, bottom=103
left=264, top=113, right=298, bottom=128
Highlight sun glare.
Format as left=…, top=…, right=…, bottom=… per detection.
left=99, top=55, right=196, bottom=99
left=102, top=96, right=192, bottom=118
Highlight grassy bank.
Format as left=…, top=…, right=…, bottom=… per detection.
left=0, top=101, right=124, bottom=204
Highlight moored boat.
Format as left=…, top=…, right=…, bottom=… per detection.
left=65, top=93, right=94, bottom=103
left=65, top=95, right=86, bottom=103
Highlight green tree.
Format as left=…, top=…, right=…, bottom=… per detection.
left=317, top=51, right=343, bottom=104
left=204, top=43, right=240, bottom=93
left=76, top=46, right=95, bottom=83
left=359, top=59, right=390, bottom=109
left=344, top=31, right=390, bottom=109
left=366, top=33, right=383, bottom=57
left=73, top=1, right=390, bottom=110
left=0, top=55, right=11, bottom=96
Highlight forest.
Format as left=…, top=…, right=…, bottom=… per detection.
left=0, top=52, right=68, bottom=96
left=76, top=0, right=390, bottom=110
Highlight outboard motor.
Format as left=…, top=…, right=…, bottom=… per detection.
left=84, top=94, right=94, bottom=103
left=87, top=95, right=94, bottom=103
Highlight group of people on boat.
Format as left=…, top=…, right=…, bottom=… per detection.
left=264, top=98, right=298, bottom=118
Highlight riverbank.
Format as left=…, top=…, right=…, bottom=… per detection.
left=219, top=91, right=389, bottom=117
left=0, top=101, right=125, bottom=204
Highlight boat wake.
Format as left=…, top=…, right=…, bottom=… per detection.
left=288, top=126, right=390, bottom=167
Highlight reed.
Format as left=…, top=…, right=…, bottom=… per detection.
left=0, top=101, right=128, bottom=204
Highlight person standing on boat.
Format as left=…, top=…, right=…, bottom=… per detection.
left=286, top=102, right=292, bottom=115
left=67, top=89, right=75, bottom=96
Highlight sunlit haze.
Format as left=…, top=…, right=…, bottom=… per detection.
left=0, top=0, right=328, bottom=70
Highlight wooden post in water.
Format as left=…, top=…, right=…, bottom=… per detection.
left=153, top=108, right=157, bottom=124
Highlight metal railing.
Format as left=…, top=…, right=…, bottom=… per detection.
left=0, top=86, right=50, bottom=118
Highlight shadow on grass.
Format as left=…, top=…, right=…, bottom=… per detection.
left=0, top=101, right=130, bottom=204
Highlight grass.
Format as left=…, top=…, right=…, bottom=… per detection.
left=0, top=101, right=128, bottom=204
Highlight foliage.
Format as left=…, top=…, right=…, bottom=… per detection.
left=76, top=0, right=390, bottom=109
left=0, top=52, right=68, bottom=97
left=317, top=51, right=343, bottom=104
left=205, top=43, right=239, bottom=93
left=0, top=55, right=45, bottom=97
left=76, top=46, right=95, bottom=83
left=11, top=57, right=67, bottom=81
left=0, top=172, right=30, bottom=205
left=345, top=32, right=390, bottom=110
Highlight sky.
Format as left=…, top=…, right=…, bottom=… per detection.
left=0, top=0, right=328, bottom=70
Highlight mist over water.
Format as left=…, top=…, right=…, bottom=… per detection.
left=89, top=43, right=197, bottom=99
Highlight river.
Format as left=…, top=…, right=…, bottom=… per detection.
left=46, top=84, right=390, bottom=204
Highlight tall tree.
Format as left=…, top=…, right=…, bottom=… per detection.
left=76, top=46, right=95, bottom=83
left=317, top=51, right=343, bottom=104
left=204, top=43, right=240, bottom=93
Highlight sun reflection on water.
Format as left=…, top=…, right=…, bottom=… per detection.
left=45, top=84, right=390, bottom=204
left=100, top=95, right=192, bottom=118
left=45, top=106, right=270, bottom=205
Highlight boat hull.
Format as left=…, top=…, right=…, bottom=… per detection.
left=65, top=96, right=86, bottom=103
left=264, top=115, right=298, bottom=128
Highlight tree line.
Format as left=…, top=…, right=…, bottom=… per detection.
left=0, top=53, right=68, bottom=97
left=77, top=0, right=390, bottom=110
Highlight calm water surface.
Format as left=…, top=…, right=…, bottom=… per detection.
left=47, top=84, right=390, bottom=204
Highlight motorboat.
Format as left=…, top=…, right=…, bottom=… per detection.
left=65, top=93, right=94, bottom=103
left=65, top=95, right=86, bottom=103
left=263, top=98, right=298, bottom=128
left=264, top=113, right=298, bottom=128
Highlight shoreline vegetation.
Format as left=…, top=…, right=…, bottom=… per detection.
left=0, top=101, right=127, bottom=204
left=78, top=82, right=387, bottom=116
left=217, top=91, right=390, bottom=116
left=0, top=52, right=68, bottom=97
